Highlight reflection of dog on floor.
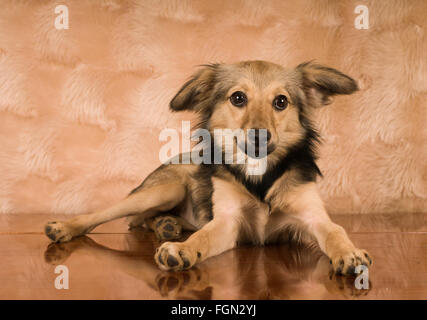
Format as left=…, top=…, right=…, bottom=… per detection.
left=44, top=234, right=370, bottom=299
left=45, top=60, right=372, bottom=275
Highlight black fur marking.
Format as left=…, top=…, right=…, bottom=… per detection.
left=45, top=226, right=52, bottom=233
left=163, top=231, right=172, bottom=239
left=224, top=129, right=321, bottom=201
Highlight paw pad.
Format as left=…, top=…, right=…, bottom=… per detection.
left=153, top=216, right=182, bottom=241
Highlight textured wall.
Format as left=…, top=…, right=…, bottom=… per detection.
left=0, top=0, right=426, bottom=215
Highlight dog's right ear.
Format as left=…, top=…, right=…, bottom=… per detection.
left=296, top=61, right=358, bottom=107
left=170, top=65, right=218, bottom=112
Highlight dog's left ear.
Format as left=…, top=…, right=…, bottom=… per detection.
left=296, top=62, right=358, bottom=107
left=170, top=65, right=218, bottom=112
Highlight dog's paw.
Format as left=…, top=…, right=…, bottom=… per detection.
left=153, top=216, right=182, bottom=241
left=155, top=242, right=200, bottom=271
left=44, top=221, right=76, bottom=243
left=330, top=248, right=372, bottom=276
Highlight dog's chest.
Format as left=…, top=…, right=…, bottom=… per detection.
left=210, top=177, right=273, bottom=244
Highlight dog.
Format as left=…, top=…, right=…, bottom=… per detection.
left=45, top=60, right=372, bottom=275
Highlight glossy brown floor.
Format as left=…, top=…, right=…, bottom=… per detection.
left=0, top=213, right=426, bottom=299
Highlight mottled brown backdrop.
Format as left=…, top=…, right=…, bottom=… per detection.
left=0, top=0, right=426, bottom=215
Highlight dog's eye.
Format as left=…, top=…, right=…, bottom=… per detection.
left=230, top=91, right=247, bottom=107
left=273, top=95, right=288, bottom=111
left=273, top=95, right=288, bottom=110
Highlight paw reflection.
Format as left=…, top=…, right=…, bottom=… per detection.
left=155, top=268, right=211, bottom=298
left=325, top=272, right=371, bottom=298
left=43, top=235, right=372, bottom=299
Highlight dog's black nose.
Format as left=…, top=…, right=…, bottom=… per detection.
left=248, top=129, right=271, bottom=145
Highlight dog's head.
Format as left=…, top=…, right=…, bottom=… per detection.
left=170, top=61, right=358, bottom=170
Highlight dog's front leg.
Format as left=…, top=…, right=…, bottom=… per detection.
left=155, top=177, right=244, bottom=271
left=155, top=214, right=239, bottom=271
left=285, top=182, right=372, bottom=275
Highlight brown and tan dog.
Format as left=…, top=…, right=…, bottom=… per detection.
left=44, top=60, right=372, bottom=275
